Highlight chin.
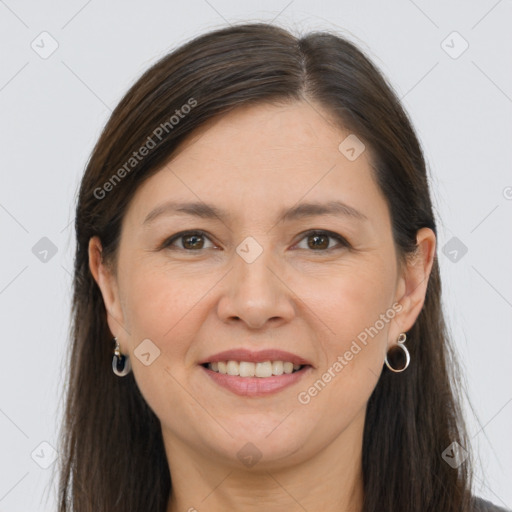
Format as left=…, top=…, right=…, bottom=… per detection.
left=204, top=418, right=311, bottom=469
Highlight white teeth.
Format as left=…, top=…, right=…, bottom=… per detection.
left=206, top=360, right=303, bottom=377
left=255, top=361, right=273, bottom=378
left=226, top=360, right=239, bottom=376
left=239, top=361, right=255, bottom=377
left=272, top=361, right=284, bottom=375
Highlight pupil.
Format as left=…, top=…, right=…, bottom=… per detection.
left=309, top=234, right=328, bottom=250
left=184, top=235, right=203, bottom=249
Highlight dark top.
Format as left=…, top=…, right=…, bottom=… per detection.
left=474, top=496, right=511, bottom=512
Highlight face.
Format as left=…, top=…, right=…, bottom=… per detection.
left=90, top=100, right=434, bottom=473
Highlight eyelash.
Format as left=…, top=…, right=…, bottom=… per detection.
left=160, top=229, right=351, bottom=253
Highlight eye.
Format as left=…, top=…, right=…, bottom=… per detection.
left=162, top=230, right=216, bottom=251
left=160, top=229, right=350, bottom=253
left=293, top=230, right=350, bottom=252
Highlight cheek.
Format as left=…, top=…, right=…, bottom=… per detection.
left=122, top=263, right=202, bottom=342
left=339, top=269, right=396, bottom=343
left=313, top=254, right=397, bottom=347
left=302, top=256, right=397, bottom=402
left=119, top=266, right=208, bottom=436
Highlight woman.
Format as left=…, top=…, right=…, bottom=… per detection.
left=57, top=22, right=508, bottom=512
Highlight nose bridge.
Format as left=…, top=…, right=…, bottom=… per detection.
left=217, top=235, right=295, bottom=329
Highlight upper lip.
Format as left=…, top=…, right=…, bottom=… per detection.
left=199, top=349, right=312, bottom=367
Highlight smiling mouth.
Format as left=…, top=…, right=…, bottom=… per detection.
left=201, top=360, right=306, bottom=378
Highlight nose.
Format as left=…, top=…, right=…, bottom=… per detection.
left=216, top=243, right=296, bottom=330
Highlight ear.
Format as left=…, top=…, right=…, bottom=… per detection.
left=391, top=227, right=436, bottom=341
left=88, top=236, right=129, bottom=340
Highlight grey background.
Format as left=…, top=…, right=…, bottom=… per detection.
left=0, top=0, right=511, bottom=510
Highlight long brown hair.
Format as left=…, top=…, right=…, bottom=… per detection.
left=57, top=22, right=473, bottom=511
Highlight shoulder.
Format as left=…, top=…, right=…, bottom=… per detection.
left=472, top=496, right=511, bottom=512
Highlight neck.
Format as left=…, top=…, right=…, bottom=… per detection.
left=165, top=412, right=365, bottom=512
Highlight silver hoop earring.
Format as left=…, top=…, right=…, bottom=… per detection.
left=112, top=337, right=131, bottom=377
left=385, top=332, right=410, bottom=373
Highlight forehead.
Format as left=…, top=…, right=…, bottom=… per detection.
left=123, top=100, right=386, bottom=228
left=174, top=100, right=354, bottom=161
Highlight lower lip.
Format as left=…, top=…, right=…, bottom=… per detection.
left=201, top=365, right=311, bottom=397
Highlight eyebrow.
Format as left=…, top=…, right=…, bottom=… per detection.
left=142, top=199, right=369, bottom=226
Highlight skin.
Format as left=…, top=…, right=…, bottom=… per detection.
left=89, top=100, right=436, bottom=512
